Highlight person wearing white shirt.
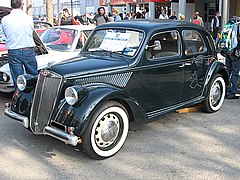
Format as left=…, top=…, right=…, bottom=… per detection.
left=159, top=10, right=169, bottom=20
left=2, top=0, right=37, bottom=88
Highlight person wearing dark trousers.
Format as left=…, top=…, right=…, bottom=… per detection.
left=92, top=7, right=110, bottom=26
left=225, top=42, right=240, bottom=99
left=2, top=0, right=38, bottom=89
left=211, top=11, right=221, bottom=41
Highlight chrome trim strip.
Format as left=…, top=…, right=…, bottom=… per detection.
left=43, top=126, right=79, bottom=146
left=5, top=106, right=29, bottom=128
left=146, top=96, right=204, bottom=119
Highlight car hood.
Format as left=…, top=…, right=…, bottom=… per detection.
left=50, top=55, right=129, bottom=78
left=0, top=50, right=79, bottom=73
left=37, top=50, right=79, bottom=69
left=0, top=6, right=11, bottom=20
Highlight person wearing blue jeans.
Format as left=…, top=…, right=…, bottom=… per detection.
left=2, top=0, right=38, bottom=89
left=225, top=48, right=240, bottom=99
left=8, top=48, right=37, bottom=88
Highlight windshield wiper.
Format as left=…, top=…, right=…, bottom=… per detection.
left=82, top=49, right=127, bottom=60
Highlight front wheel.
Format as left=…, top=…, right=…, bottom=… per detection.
left=82, top=101, right=129, bottom=159
left=202, top=74, right=225, bottom=113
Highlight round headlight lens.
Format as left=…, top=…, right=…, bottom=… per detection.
left=65, top=87, right=78, bottom=106
left=2, top=72, right=9, bottom=82
left=17, top=75, right=27, bottom=91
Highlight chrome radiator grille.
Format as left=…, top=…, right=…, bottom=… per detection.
left=30, top=71, right=62, bottom=134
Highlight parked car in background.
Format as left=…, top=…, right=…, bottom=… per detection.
left=0, top=25, right=95, bottom=92
left=0, top=6, right=11, bottom=56
left=5, top=20, right=229, bottom=159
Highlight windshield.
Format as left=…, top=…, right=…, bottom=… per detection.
left=41, top=28, right=78, bottom=51
left=84, top=29, right=144, bottom=57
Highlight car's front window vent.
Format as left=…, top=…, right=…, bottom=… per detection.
left=75, top=72, right=133, bottom=88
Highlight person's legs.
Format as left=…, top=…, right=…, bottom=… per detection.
left=225, top=54, right=232, bottom=74
left=226, top=55, right=240, bottom=98
left=8, top=49, right=24, bottom=88
left=22, top=48, right=38, bottom=76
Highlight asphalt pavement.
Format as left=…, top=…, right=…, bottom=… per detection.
left=0, top=92, right=239, bottom=180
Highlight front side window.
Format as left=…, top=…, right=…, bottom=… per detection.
left=182, top=30, right=206, bottom=55
left=84, top=29, right=144, bottom=57
left=146, top=30, right=180, bottom=59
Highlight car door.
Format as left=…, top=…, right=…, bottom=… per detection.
left=181, top=29, right=210, bottom=101
left=140, top=30, right=185, bottom=112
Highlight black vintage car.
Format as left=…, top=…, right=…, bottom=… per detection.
left=5, top=20, right=229, bottom=159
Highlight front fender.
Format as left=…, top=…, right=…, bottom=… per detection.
left=54, top=85, right=147, bottom=136
left=11, top=88, right=35, bottom=117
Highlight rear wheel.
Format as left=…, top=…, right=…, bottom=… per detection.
left=202, top=74, right=225, bottom=113
left=82, top=101, right=129, bottom=159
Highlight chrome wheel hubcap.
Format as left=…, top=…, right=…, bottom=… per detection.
left=95, top=113, right=120, bottom=148
left=210, top=81, right=221, bottom=106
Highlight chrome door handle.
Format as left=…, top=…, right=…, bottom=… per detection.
left=185, top=62, right=192, bottom=66
left=179, top=62, right=192, bottom=68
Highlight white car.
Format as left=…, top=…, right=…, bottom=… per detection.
left=0, top=25, right=95, bottom=92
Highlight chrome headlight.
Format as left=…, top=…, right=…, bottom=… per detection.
left=17, top=75, right=27, bottom=91
left=65, top=85, right=87, bottom=106
left=17, top=74, right=37, bottom=91
left=2, top=72, right=10, bottom=82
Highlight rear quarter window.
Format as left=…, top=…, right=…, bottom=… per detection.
left=182, top=30, right=206, bottom=55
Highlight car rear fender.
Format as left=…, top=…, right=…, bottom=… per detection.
left=202, top=61, right=229, bottom=97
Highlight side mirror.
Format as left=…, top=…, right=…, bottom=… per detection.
left=153, top=40, right=161, bottom=50
left=145, top=40, right=162, bottom=51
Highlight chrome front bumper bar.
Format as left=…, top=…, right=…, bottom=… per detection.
left=5, top=104, right=29, bottom=128
left=43, top=126, right=80, bottom=146
left=5, top=103, right=80, bottom=146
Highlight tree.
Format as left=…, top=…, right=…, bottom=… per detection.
left=46, top=0, right=53, bottom=24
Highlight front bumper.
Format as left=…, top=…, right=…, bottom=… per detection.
left=5, top=103, right=29, bottom=128
left=4, top=104, right=81, bottom=146
left=0, top=83, right=15, bottom=93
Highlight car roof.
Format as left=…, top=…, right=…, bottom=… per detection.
left=96, top=19, right=206, bottom=33
left=52, top=25, right=96, bottom=31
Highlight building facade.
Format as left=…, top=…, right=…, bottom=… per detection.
left=32, top=0, right=100, bottom=16
left=31, top=0, right=239, bottom=29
